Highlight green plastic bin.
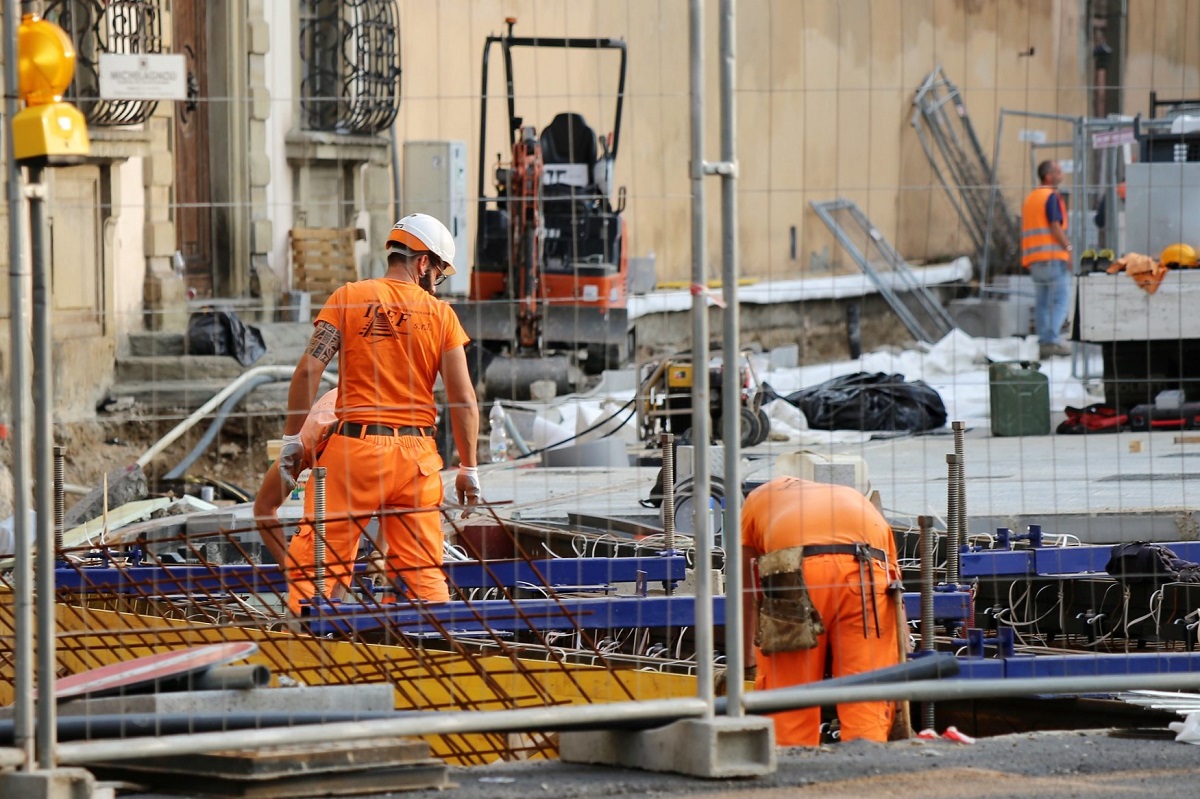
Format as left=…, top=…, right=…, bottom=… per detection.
left=989, top=361, right=1050, bottom=437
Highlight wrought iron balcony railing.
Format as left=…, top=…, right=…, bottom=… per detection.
left=300, top=0, right=401, bottom=135
left=43, top=0, right=164, bottom=127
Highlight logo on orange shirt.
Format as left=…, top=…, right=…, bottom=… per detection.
left=358, top=304, right=411, bottom=339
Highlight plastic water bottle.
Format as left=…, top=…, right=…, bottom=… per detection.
left=488, top=400, right=509, bottom=463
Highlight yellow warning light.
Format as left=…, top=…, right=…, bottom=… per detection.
left=13, top=14, right=89, bottom=165
left=18, top=13, right=77, bottom=106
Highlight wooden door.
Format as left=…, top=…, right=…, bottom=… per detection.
left=173, top=0, right=213, bottom=297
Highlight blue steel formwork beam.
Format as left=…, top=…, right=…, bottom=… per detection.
left=302, top=591, right=974, bottom=637
left=54, top=555, right=690, bottom=597
left=961, top=541, right=1200, bottom=579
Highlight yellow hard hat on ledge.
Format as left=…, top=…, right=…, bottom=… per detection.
left=1159, top=242, right=1198, bottom=268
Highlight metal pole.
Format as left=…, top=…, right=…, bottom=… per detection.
left=4, top=0, right=35, bottom=769
left=660, top=432, right=676, bottom=564
left=688, top=0, right=714, bottom=716
left=57, top=698, right=711, bottom=765
left=742, top=672, right=1200, bottom=715
left=28, top=162, right=56, bottom=769
left=716, top=0, right=744, bottom=719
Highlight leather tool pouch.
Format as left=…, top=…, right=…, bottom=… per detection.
left=754, top=546, right=825, bottom=654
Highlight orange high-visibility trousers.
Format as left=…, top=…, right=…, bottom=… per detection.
left=286, top=432, right=449, bottom=614
left=754, top=553, right=899, bottom=746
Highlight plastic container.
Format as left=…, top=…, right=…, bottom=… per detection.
left=488, top=400, right=509, bottom=462
left=989, top=361, right=1050, bottom=437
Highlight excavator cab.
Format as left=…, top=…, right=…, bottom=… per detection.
left=460, top=19, right=633, bottom=399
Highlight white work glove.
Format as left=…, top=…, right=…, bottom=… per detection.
left=277, top=433, right=305, bottom=493
left=455, top=465, right=482, bottom=517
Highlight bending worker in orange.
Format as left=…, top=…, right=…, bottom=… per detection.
left=276, top=213, right=481, bottom=614
left=741, top=476, right=901, bottom=746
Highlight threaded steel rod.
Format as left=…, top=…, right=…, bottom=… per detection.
left=952, top=420, right=967, bottom=551
left=918, top=514, right=936, bottom=731
left=53, top=446, right=65, bottom=554
left=945, top=453, right=961, bottom=586
left=312, top=467, right=327, bottom=600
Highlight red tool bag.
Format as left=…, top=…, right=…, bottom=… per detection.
left=1056, top=404, right=1126, bottom=434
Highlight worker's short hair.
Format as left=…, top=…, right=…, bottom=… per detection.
left=1037, top=160, right=1057, bottom=181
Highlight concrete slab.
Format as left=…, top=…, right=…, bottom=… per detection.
left=0, top=686, right=396, bottom=721
left=560, top=716, right=775, bottom=778
left=481, top=423, right=1200, bottom=546
left=0, top=769, right=99, bottom=799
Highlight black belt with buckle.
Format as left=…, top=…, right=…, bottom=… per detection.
left=799, top=543, right=887, bottom=562
left=335, top=421, right=435, bottom=438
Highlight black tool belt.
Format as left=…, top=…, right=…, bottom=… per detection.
left=761, top=542, right=887, bottom=640
left=335, top=421, right=435, bottom=438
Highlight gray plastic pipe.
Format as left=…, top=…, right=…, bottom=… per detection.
left=55, top=698, right=709, bottom=765
left=136, top=366, right=336, bottom=469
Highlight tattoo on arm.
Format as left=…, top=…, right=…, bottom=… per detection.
left=306, top=321, right=341, bottom=364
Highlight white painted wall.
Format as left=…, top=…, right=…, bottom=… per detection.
left=265, top=0, right=296, bottom=286
left=112, top=156, right=147, bottom=336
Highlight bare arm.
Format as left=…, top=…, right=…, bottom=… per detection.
left=286, top=322, right=339, bottom=436
left=440, top=345, right=479, bottom=467
left=1050, top=221, right=1071, bottom=250
left=253, top=462, right=291, bottom=568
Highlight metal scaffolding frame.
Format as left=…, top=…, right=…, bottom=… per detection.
left=810, top=198, right=955, bottom=344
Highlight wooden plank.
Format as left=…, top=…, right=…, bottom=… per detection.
left=290, top=226, right=358, bottom=293
left=290, top=227, right=347, bottom=240
left=1174, top=436, right=1200, bottom=444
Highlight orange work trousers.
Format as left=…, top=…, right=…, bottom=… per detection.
left=286, top=431, right=449, bottom=614
left=754, top=553, right=898, bottom=746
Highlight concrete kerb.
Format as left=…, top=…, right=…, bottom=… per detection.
left=0, top=768, right=103, bottom=799
left=559, top=715, right=776, bottom=779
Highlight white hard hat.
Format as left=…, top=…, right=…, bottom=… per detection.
left=386, top=213, right=457, bottom=275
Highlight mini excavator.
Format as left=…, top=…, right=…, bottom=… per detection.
left=453, top=18, right=634, bottom=400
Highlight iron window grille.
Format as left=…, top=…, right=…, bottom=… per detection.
left=300, top=0, right=401, bottom=135
left=42, top=0, right=164, bottom=127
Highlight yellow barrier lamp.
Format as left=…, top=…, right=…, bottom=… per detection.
left=12, top=13, right=90, bottom=165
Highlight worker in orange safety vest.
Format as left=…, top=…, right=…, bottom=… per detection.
left=740, top=476, right=901, bottom=746
left=1021, top=160, right=1073, bottom=359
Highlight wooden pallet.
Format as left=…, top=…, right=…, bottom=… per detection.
left=290, top=227, right=360, bottom=310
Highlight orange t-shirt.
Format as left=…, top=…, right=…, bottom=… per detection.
left=741, top=477, right=898, bottom=566
left=316, top=279, right=470, bottom=428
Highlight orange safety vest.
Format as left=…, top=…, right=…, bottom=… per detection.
left=1021, top=186, right=1069, bottom=268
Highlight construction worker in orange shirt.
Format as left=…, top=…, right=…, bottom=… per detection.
left=276, top=212, right=481, bottom=615
left=741, top=476, right=901, bottom=746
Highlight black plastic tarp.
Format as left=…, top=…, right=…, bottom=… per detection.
left=764, top=372, right=946, bottom=433
left=187, top=306, right=267, bottom=367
